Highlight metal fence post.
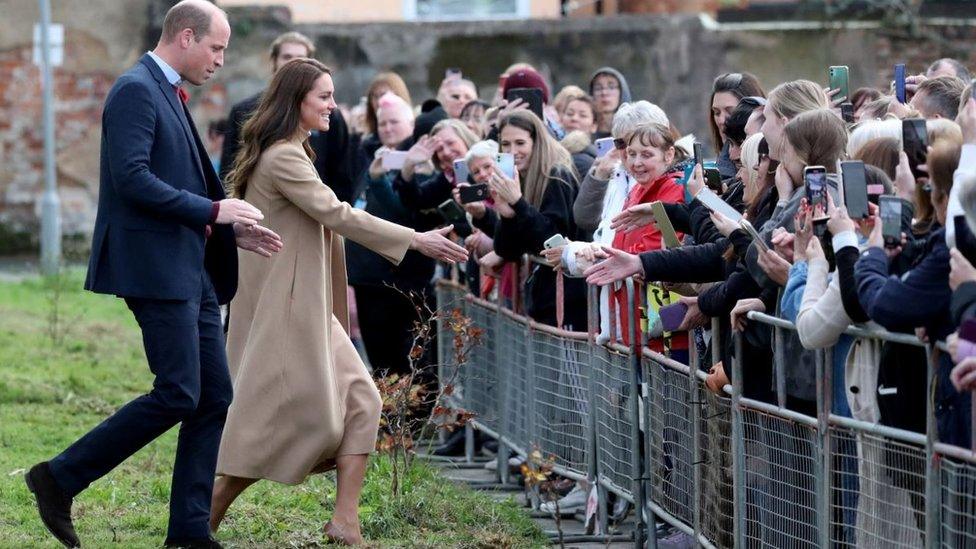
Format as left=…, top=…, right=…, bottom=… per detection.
left=689, top=322, right=703, bottom=546
left=815, top=348, right=830, bottom=548
left=626, top=279, right=647, bottom=548
left=497, top=267, right=514, bottom=486
left=774, top=323, right=786, bottom=409
left=924, top=343, right=941, bottom=548
left=584, top=283, right=607, bottom=536
left=732, top=331, right=747, bottom=548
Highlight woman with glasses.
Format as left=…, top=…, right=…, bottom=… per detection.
left=589, top=67, right=632, bottom=139
left=460, top=99, right=491, bottom=139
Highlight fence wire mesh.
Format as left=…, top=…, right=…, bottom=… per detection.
left=435, top=283, right=466, bottom=408
left=740, top=407, right=820, bottom=548
left=699, top=388, right=734, bottom=548
left=827, top=425, right=926, bottom=548
left=593, top=345, right=636, bottom=498
left=436, top=280, right=973, bottom=549
left=460, top=298, right=500, bottom=431
left=530, top=330, right=591, bottom=476
left=498, top=311, right=530, bottom=453
left=645, top=356, right=694, bottom=524
left=939, top=453, right=976, bottom=548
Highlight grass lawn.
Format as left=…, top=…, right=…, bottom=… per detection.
left=0, top=270, right=544, bottom=548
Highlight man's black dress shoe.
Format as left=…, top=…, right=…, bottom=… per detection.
left=24, top=462, right=81, bottom=548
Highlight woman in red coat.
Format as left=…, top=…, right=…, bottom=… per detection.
left=611, top=123, right=688, bottom=354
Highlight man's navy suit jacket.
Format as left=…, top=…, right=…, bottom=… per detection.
left=85, top=54, right=237, bottom=304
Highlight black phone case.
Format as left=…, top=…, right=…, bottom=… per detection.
left=458, top=185, right=488, bottom=204
left=506, top=88, right=544, bottom=120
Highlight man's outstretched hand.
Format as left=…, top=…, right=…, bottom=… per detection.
left=233, top=223, right=283, bottom=257
left=217, top=198, right=264, bottom=226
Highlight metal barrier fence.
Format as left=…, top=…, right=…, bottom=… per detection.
left=433, top=275, right=976, bottom=548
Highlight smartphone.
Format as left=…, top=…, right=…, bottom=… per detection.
left=804, top=165, right=828, bottom=211
left=693, top=142, right=704, bottom=169
left=841, top=160, right=870, bottom=219
left=879, top=196, right=902, bottom=248
left=458, top=184, right=489, bottom=204
left=895, top=63, right=907, bottom=104
left=828, top=65, right=850, bottom=102
left=496, top=153, right=516, bottom=179
left=437, top=199, right=472, bottom=238
left=696, top=187, right=742, bottom=222
left=595, top=137, right=615, bottom=158
left=840, top=102, right=854, bottom=124
left=445, top=68, right=462, bottom=81
left=903, top=118, right=928, bottom=180
left=704, top=168, right=723, bottom=192
left=659, top=302, right=689, bottom=333
left=543, top=233, right=568, bottom=250
left=381, top=151, right=408, bottom=171
left=758, top=137, right=769, bottom=159
left=739, top=219, right=770, bottom=253
left=650, top=201, right=681, bottom=249
left=505, top=87, right=544, bottom=120
left=453, top=158, right=470, bottom=184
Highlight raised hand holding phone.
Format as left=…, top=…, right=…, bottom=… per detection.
left=709, top=209, right=739, bottom=238
left=828, top=65, right=850, bottom=104
left=826, top=192, right=856, bottom=237
left=487, top=166, right=521, bottom=212
left=687, top=163, right=705, bottom=197
left=793, top=203, right=814, bottom=261
left=591, top=149, right=620, bottom=180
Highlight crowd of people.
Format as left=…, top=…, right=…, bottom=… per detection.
left=20, top=1, right=976, bottom=545
left=217, top=30, right=976, bottom=534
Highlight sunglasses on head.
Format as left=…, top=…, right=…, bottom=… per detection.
left=613, top=138, right=627, bottom=150
left=717, top=72, right=743, bottom=88
left=740, top=96, right=767, bottom=107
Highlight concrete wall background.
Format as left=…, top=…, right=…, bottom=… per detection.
left=1, top=0, right=974, bottom=254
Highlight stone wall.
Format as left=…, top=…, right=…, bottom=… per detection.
left=1, top=0, right=975, bottom=254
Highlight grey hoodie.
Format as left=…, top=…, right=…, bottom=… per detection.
left=589, top=67, right=633, bottom=105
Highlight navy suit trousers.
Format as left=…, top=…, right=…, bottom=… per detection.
left=49, top=273, right=232, bottom=541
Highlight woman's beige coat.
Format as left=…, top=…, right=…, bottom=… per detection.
left=216, top=134, right=415, bottom=485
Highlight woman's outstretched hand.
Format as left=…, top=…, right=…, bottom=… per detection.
left=583, top=246, right=641, bottom=285
left=410, top=226, right=469, bottom=263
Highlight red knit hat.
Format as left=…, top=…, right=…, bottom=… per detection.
left=502, top=69, right=550, bottom=103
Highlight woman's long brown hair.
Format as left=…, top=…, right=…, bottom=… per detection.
left=497, top=111, right=576, bottom=208
left=226, top=58, right=332, bottom=199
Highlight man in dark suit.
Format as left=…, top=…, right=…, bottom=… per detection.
left=24, top=2, right=281, bottom=548
left=219, top=31, right=356, bottom=202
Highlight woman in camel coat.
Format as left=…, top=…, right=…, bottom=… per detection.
left=211, top=58, right=467, bottom=545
